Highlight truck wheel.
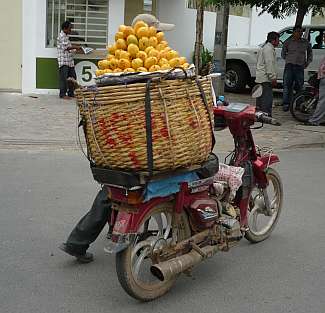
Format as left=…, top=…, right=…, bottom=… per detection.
left=225, top=63, right=249, bottom=93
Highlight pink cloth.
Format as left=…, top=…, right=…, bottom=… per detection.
left=214, top=163, right=244, bottom=198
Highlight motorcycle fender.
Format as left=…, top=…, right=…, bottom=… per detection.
left=112, top=196, right=173, bottom=235
left=253, top=155, right=280, bottom=187
left=258, top=155, right=280, bottom=169
left=105, top=197, right=172, bottom=254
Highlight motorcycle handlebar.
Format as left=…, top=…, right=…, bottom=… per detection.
left=255, top=112, right=281, bottom=126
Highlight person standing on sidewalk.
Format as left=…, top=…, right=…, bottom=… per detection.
left=305, top=57, right=325, bottom=126
left=57, top=21, right=81, bottom=99
left=255, top=32, right=280, bottom=117
left=281, top=26, right=313, bottom=112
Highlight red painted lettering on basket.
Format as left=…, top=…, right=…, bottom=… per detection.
left=129, top=151, right=141, bottom=169
left=189, top=117, right=199, bottom=129
left=98, top=117, right=116, bottom=148
left=160, top=125, right=169, bottom=139
left=110, top=112, right=133, bottom=145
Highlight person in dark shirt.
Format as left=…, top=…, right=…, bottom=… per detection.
left=281, top=26, right=313, bottom=112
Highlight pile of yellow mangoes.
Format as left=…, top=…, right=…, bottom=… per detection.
left=96, top=21, right=190, bottom=76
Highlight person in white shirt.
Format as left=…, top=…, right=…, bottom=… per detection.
left=255, top=32, right=280, bottom=116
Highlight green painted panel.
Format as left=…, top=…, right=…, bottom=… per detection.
left=36, top=58, right=98, bottom=89
left=36, top=58, right=59, bottom=89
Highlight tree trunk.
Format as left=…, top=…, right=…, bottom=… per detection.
left=295, top=4, right=309, bottom=27
left=212, top=3, right=230, bottom=96
left=194, top=0, right=204, bottom=75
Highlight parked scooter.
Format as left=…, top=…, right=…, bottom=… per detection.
left=290, top=73, right=319, bottom=122
left=94, top=86, right=283, bottom=301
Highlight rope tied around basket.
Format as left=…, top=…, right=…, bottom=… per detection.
left=196, top=78, right=216, bottom=149
left=144, top=79, right=154, bottom=176
left=157, top=84, right=176, bottom=169
left=77, top=102, right=92, bottom=164
left=84, top=89, right=110, bottom=166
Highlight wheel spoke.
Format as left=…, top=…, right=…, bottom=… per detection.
left=270, top=197, right=277, bottom=209
left=152, top=213, right=164, bottom=236
left=164, top=213, right=172, bottom=240
left=133, top=247, right=150, bottom=280
left=131, top=239, right=151, bottom=262
left=249, top=207, right=259, bottom=231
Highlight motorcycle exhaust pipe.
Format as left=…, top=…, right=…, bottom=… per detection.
left=150, top=245, right=218, bottom=282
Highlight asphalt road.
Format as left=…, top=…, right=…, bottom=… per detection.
left=1, top=149, right=325, bottom=313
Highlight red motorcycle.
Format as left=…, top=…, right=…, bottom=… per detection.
left=92, top=102, right=283, bottom=301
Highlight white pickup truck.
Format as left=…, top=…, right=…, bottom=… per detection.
left=225, top=25, right=325, bottom=92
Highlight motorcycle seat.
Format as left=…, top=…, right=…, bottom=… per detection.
left=90, top=154, right=219, bottom=190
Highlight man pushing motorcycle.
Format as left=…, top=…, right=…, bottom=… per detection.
left=59, top=13, right=176, bottom=263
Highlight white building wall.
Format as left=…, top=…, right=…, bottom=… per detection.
left=22, top=0, right=125, bottom=94
left=0, top=0, right=22, bottom=90
left=22, top=0, right=37, bottom=94
left=249, top=8, right=312, bottom=46
left=108, top=0, right=125, bottom=44
left=228, top=15, right=251, bottom=47
left=157, top=0, right=250, bottom=61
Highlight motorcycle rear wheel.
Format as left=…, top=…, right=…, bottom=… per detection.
left=290, top=90, right=318, bottom=123
left=116, top=202, right=191, bottom=301
left=245, top=167, right=283, bottom=243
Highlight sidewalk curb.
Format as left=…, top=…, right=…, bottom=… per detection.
left=294, top=125, right=325, bottom=133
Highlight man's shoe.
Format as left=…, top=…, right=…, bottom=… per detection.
left=59, top=243, right=94, bottom=263
left=61, top=96, right=72, bottom=100
left=283, top=105, right=289, bottom=112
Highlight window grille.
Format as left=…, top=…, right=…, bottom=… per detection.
left=46, top=0, right=108, bottom=48
left=143, top=0, right=157, bottom=15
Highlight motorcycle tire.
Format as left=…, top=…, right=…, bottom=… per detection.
left=245, top=168, right=283, bottom=243
left=290, top=90, right=318, bottom=123
left=116, top=202, right=191, bottom=301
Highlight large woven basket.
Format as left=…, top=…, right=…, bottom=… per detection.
left=76, top=75, right=214, bottom=173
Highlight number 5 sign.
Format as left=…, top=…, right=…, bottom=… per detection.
left=75, top=61, right=98, bottom=86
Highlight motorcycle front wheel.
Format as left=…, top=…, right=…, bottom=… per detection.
left=290, top=90, right=318, bottom=123
left=116, top=202, right=191, bottom=301
left=245, top=167, right=283, bottom=243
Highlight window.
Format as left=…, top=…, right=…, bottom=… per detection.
left=186, top=0, right=251, bottom=17
left=46, top=0, right=108, bottom=48
left=278, top=27, right=306, bottom=48
left=144, top=0, right=153, bottom=13
left=278, top=28, right=293, bottom=48
left=309, top=29, right=325, bottom=49
left=311, top=10, right=325, bottom=26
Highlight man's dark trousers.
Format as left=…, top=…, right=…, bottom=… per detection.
left=59, top=65, right=77, bottom=98
left=283, top=63, right=304, bottom=108
left=66, top=188, right=111, bottom=255
left=256, top=82, right=273, bottom=116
